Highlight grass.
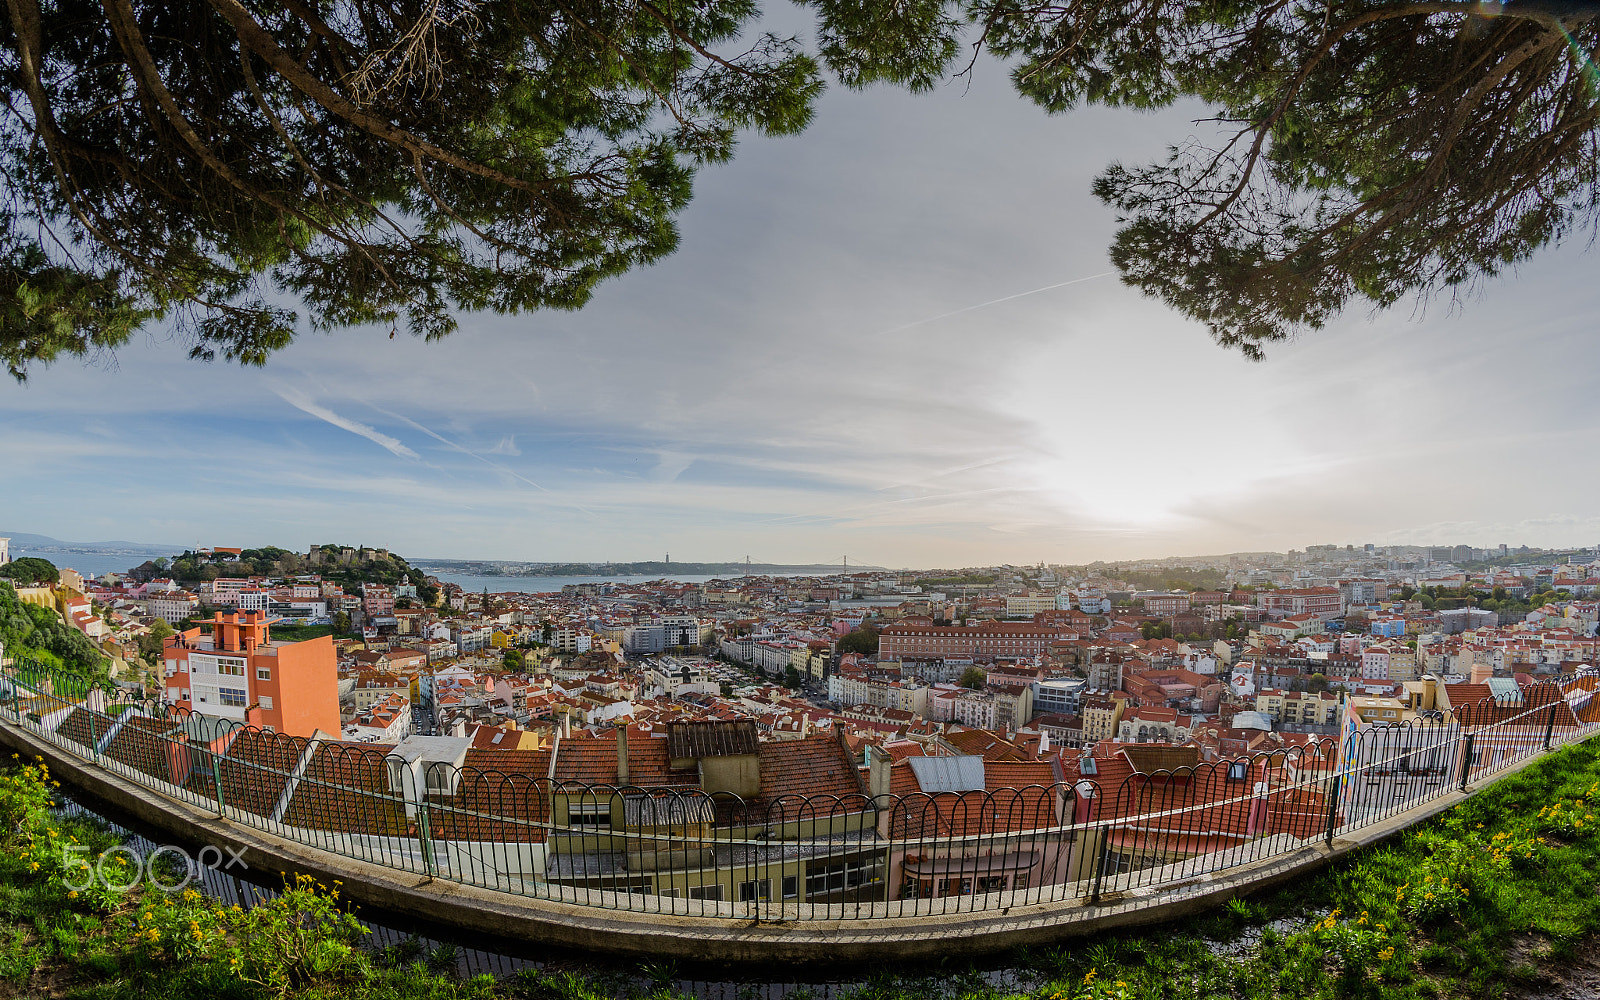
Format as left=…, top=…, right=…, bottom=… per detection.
left=3, top=740, right=1600, bottom=1000
left=266, top=624, right=341, bottom=643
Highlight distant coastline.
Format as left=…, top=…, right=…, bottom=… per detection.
left=408, top=559, right=887, bottom=578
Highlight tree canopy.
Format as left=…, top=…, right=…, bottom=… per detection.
left=9, top=0, right=1600, bottom=375
left=814, top=0, right=1600, bottom=356
left=837, top=624, right=878, bottom=656
left=0, top=556, right=60, bottom=585
left=1, top=0, right=821, bottom=379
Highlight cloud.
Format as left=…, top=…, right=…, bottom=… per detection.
left=486, top=435, right=521, bottom=456
left=269, top=384, right=420, bottom=460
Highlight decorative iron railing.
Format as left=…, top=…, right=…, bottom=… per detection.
left=3, top=660, right=1597, bottom=923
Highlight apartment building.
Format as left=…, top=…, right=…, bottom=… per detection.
left=1140, top=593, right=1192, bottom=616
left=163, top=611, right=339, bottom=738
left=146, top=592, right=200, bottom=624
left=1257, top=587, right=1344, bottom=620
left=362, top=584, right=395, bottom=619
left=878, top=621, right=1073, bottom=659
left=1004, top=593, right=1058, bottom=617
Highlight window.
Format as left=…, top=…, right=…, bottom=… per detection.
left=218, top=659, right=246, bottom=676
left=258, top=696, right=273, bottom=710
left=688, top=885, right=722, bottom=901
left=1080, top=757, right=1097, bottom=775
left=219, top=687, right=248, bottom=708
left=805, top=860, right=875, bottom=896
left=782, top=875, right=798, bottom=899
left=738, top=879, right=770, bottom=902
left=256, top=667, right=272, bottom=681
left=568, top=806, right=612, bottom=830
left=1227, top=761, right=1249, bottom=781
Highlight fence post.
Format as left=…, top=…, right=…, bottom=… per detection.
left=1089, top=829, right=1111, bottom=904
left=1324, top=777, right=1340, bottom=847
left=208, top=750, right=224, bottom=817
left=417, top=795, right=437, bottom=880
left=87, top=711, right=100, bottom=766
left=1543, top=702, right=1559, bottom=751
left=1459, top=732, right=1475, bottom=793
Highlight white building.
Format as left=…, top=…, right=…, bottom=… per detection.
left=951, top=689, right=998, bottom=729
left=146, top=592, right=200, bottom=624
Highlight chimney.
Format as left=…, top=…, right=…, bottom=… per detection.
left=868, top=753, right=892, bottom=800
left=616, top=727, right=630, bottom=787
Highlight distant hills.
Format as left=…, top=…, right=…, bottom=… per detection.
left=1, top=531, right=184, bottom=557
left=408, top=559, right=886, bottom=578
left=0, top=533, right=885, bottom=579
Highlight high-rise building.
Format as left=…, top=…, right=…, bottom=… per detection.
left=163, top=611, right=339, bottom=738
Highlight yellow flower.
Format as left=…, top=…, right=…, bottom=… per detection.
left=1083, top=968, right=1098, bottom=985
left=67, top=891, right=78, bottom=899
left=1378, top=947, right=1395, bottom=961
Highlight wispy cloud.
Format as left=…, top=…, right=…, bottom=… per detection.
left=486, top=435, right=521, bottom=456
left=270, top=384, right=420, bottom=460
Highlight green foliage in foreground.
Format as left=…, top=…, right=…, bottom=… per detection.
left=3, top=740, right=1600, bottom=1000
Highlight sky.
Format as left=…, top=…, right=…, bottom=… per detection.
left=7, top=38, right=1600, bottom=569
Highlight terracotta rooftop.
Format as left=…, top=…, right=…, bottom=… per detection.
left=281, top=742, right=408, bottom=835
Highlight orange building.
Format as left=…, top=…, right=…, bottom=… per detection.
left=163, top=611, right=339, bottom=738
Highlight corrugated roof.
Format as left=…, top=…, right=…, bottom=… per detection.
left=666, top=720, right=759, bottom=759
left=908, top=754, right=986, bottom=793
left=1121, top=745, right=1201, bottom=775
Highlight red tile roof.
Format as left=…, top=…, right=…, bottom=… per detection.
left=281, top=742, right=408, bottom=835
left=218, top=729, right=309, bottom=815
left=429, top=749, right=552, bottom=842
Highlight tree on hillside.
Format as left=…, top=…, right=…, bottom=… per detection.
left=1, top=0, right=823, bottom=380
left=958, top=666, right=987, bottom=689
left=0, top=557, right=59, bottom=585
left=813, top=0, right=1600, bottom=356
left=136, top=617, right=174, bottom=664
left=0, top=580, right=108, bottom=677
left=784, top=665, right=803, bottom=690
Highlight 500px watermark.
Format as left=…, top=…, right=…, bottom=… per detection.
left=60, top=844, right=248, bottom=892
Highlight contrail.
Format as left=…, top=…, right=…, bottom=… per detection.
left=270, top=383, right=420, bottom=460
left=875, top=270, right=1117, bottom=336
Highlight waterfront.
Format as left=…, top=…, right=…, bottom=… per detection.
left=425, top=572, right=809, bottom=594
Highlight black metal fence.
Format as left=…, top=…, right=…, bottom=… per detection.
left=4, top=661, right=1598, bottom=923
